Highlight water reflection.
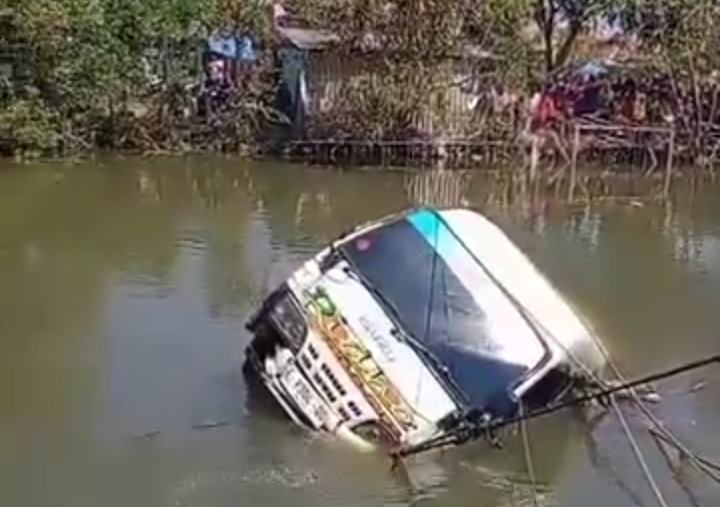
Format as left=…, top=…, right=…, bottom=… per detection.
left=404, top=169, right=471, bottom=208
left=0, top=160, right=718, bottom=507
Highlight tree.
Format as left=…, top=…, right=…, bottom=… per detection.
left=0, top=0, right=275, bottom=157
left=533, top=0, right=611, bottom=72
left=614, top=0, right=720, bottom=160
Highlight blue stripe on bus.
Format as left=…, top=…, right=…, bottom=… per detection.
left=406, top=208, right=461, bottom=264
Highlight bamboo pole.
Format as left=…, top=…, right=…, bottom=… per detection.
left=568, top=123, right=580, bottom=201
left=663, top=129, right=675, bottom=198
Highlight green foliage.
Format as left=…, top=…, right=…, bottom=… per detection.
left=0, top=0, right=275, bottom=158
left=0, top=95, right=60, bottom=157
left=616, top=0, right=720, bottom=73
left=290, top=0, right=720, bottom=142
left=290, top=0, right=522, bottom=139
left=471, top=0, right=537, bottom=84
left=2, top=0, right=720, bottom=157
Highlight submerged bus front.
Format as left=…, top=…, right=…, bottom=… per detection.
left=245, top=208, right=552, bottom=448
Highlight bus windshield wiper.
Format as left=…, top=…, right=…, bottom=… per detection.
left=339, top=264, right=467, bottom=405
left=389, top=326, right=468, bottom=405
left=340, top=265, right=406, bottom=331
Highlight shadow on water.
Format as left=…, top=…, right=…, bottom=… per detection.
left=0, top=157, right=718, bottom=507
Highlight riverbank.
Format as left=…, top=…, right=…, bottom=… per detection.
left=3, top=1, right=720, bottom=180
left=2, top=153, right=715, bottom=209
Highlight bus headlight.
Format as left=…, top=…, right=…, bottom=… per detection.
left=269, top=292, right=307, bottom=351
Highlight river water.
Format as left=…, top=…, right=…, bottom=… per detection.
left=0, top=157, right=719, bottom=507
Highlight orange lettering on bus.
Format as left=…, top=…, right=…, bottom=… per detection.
left=305, top=290, right=418, bottom=431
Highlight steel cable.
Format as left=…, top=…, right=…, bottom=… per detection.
left=518, top=400, right=540, bottom=507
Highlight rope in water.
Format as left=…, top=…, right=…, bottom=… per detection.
left=391, top=354, right=720, bottom=458
left=576, top=321, right=720, bottom=484
left=501, top=309, right=720, bottom=505
left=516, top=311, right=668, bottom=507
left=518, top=401, right=540, bottom=507
left=610, top=395, right=669, bottom=507
left=584, top=434, right=650, bottom=507
left=468, top=238, right=720, bottom=489
left=508, top=306, right=720, bottom=504
left=649, top=431, right=711, bottom=507
left=391, top=265, right=720, bottom=503
left=388, top=213, right=720, bottom=504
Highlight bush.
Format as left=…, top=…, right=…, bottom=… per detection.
left=0, top=0, right=278, bottom=158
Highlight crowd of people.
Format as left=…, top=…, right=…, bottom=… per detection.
left=463, top=62, right=720, bottom=170
left=519, top=63, right=720, bottom=138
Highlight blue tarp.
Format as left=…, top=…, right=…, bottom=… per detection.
left=576, top=60, right=611, bottom=77
left=207, top=34, right=237, bottom=59
left=238, top=35, right=259, bottom=62
left=207, top=34, right=259, bottom=62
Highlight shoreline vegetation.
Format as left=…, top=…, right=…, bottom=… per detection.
left=2, top=1, right=720, bottom=183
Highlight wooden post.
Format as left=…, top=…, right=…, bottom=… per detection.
left=568, top=123, right=580, bottom=202
left=529, top=135, right=539, bottom=183
left=663, top=129, right=675, bottom=198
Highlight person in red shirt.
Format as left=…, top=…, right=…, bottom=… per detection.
left=528, top=84, right=561, bottom=133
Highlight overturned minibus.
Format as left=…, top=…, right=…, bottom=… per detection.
left=243, top=207, right=607, bottom=453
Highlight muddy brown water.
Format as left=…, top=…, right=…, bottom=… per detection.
left=0, top=157, right=718, bottom=507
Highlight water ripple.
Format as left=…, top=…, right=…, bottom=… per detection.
left=175, top=231, right=209, bottom=255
